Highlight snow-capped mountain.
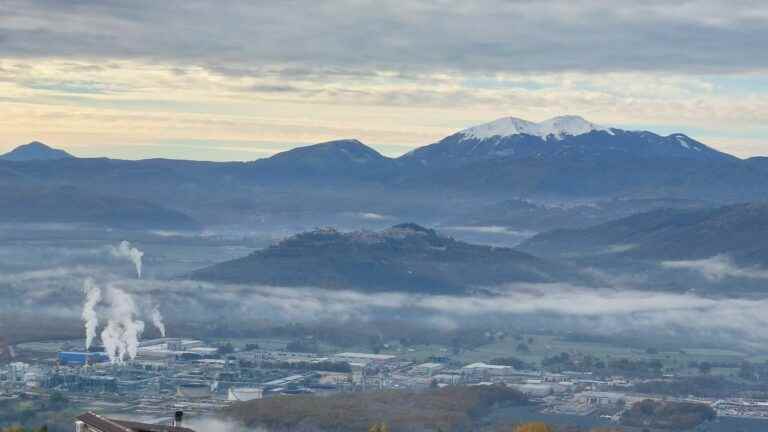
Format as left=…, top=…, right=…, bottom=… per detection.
left=401, top=115, right=736, bottom=167
left=460, top=115, right=612, bottom=141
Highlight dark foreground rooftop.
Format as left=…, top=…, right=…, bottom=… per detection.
left=75, top=412, right=196, bottom=432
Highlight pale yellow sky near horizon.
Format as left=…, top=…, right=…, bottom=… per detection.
left=1, top=59, right=767, bottom=161
left=3, top=1, right=768, bottom=161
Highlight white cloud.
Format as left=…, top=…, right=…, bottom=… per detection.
left=662, top=255, right=768, bottom=280
left=1, top=1, right=768, bottom=158
left=3, top=1, right=768, bottom=74
left=1, top=59, right=767, bottom=159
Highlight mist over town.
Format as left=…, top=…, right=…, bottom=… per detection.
left=3, top=1, right=768, bottom=432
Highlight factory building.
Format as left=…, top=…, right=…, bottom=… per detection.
left=510, top=381, right=569, bottom=397
left=46, top=373, right=118, bottom=393
left=136, top=339, right=216, bottom=361
left=461, top=362, right=514, bottom=381
left=139, top=338, right=203, bottom=350
left=262, top=374, right=307, bottom=389
left=411, top=362, right=444, bottom=377
left=5, top=362, right=30, bottom=383
left=431, top=373, right=462, bottom=385
left=578, top=391, right=627, bottom=408
left=227, top=387, right=263, bottom=401
left=333, top=352, right=397, bottom=367
left=58, top=352, right=110, bottom=366
left=176, top=383, right=212, bottom=399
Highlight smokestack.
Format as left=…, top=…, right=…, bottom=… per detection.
left=82, top=278, right=102, bottom=350
left=100, top=286, right=146, bottom=364
left=109, top=240, right=144, bottom=279
left=151, top=306, right=167, bottom=338
left=173, top=410, right=183, bottom=427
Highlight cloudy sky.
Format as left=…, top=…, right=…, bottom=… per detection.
left=1, top=0, right=767, bottom=160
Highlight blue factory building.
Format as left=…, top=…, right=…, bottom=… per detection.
left=58, top=351, right=109, bottom=366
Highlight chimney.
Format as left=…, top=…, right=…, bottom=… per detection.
left=173, top=411, right=183, bottom=427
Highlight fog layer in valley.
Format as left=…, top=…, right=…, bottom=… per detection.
left=2, top=226, right=768, bottom=353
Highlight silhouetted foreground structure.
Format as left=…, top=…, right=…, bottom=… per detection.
left=74, top=412, right=195, bottom=432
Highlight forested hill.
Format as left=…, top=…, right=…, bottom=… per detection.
left=189, top=223, right=578, bottom=294
left=520, top=202, right=768, bottom=265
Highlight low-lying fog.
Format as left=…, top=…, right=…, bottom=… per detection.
left=2, top=223, right=768, bottom=354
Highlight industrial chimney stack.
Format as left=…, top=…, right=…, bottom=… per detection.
left=173, top=411, right=184, bottom=427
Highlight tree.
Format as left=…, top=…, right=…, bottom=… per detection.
left=450, top=337, right=461, bottom=355
left=490, top=357, right=531, bottom=370
left=217, top=342, right=235, bottom=355
left=286, top=339, right=318, bottom=353
left=49, top=391, right=68, bottom=405
left=738, top=361, right=756, bottom=381
left=615, top=398, right=626, bottom=410
left=514, top=422, right=553, bottom=432
left=369, top=335, right=384, bottom=354
left=698, top=362, right=712, bottom=375
left=368, top=423, right=389, bottom=432
left=2, top=428, right=49, bottom=432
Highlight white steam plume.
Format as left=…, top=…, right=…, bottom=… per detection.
left=81, top=278, right=102, bottom=350
left=100, top=286, right=146, bottom=364
left=79, top=277, right=167, bottom=364
left=110, top=241, right=144, bottom=279
left=151, top=306, right=166, bottom=337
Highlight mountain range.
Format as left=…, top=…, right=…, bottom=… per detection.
left=401, top=116, right=735, bottom=167
left=3, top=115, right=768, bottom=228
left=441, top=197, right=711, bottom=232
left=393, top=117, right=767, bottom=199
left=0, top=184, right=200, bottom=229
left=0, top=141, right=74, bottom=161
left=519, top=202, right=768, bottom=266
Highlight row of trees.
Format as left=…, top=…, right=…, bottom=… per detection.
left=2, top=427, right=49, bottom=432
left=373, top=422, right=626, bottom=432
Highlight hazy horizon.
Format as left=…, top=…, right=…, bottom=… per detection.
left=4, top=3, right=768, bottom=431
left=3, top=113, right=762, bottom=162
left=2, top=0, right=767, bottom=161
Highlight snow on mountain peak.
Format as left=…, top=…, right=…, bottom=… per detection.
left=460, top=115, right=612, bottom=141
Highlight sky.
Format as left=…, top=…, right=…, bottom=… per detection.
left=1, top=0, right=767, bottom=161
